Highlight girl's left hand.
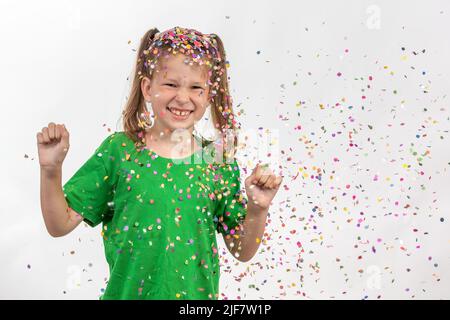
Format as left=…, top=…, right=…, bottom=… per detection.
left=244, top=163, right=283, bottom=210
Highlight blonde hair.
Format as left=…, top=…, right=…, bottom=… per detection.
left=121, top=27, right=240, bottom=162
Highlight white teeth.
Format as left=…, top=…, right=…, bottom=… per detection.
left=168, top=108, right=191, bottom=117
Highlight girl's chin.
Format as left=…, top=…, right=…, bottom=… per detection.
left=160, top=120, right=194, bottom=131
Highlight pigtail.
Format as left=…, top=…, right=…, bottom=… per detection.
left=122, top=27, right=160, bottom=147
left=208, top=33, right=240, bottom=163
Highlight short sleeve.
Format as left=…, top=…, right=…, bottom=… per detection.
left=215, top=159, right=248, bottom=236
left=62, top=133, right=116, bottom=227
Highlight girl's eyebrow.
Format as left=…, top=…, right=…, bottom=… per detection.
left=165, top=78, right=204, bottom=85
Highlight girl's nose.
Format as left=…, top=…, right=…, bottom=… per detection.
left=174, top=88, right=190, bottom=103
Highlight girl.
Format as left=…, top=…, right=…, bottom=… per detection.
left=37, top=26, right=283, bottom=300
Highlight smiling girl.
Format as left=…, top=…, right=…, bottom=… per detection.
left=37, top=26, right=283, bottom=300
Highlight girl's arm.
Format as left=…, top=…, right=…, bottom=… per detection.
left=38, top=123, right=83, bottom=237
left=223, top=163, right=283, bottom=262
left=40, top=166, right=83, bottom=237
left=223, top=202, right=269, bottom=262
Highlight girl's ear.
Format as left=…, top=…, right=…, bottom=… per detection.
left=141, top=76, right=153, bottom=101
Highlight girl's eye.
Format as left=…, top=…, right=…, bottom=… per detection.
left=164, top=84, right=203, bottom=90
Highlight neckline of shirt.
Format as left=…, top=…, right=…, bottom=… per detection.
left=120, top=131, right=205, bottom=163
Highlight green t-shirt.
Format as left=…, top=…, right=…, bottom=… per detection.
left=62, top=131, right=248, bottom=300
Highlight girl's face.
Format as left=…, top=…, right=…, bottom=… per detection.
left=141, top=53, right=211, bottom=133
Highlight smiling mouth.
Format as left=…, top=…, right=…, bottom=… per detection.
left=166, top=106, right=194, bottom=117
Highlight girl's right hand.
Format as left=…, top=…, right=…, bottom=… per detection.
left=37, top=122, right=70, bottom=170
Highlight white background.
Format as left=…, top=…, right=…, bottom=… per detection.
left=0, top=0, right=449, bottom=299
